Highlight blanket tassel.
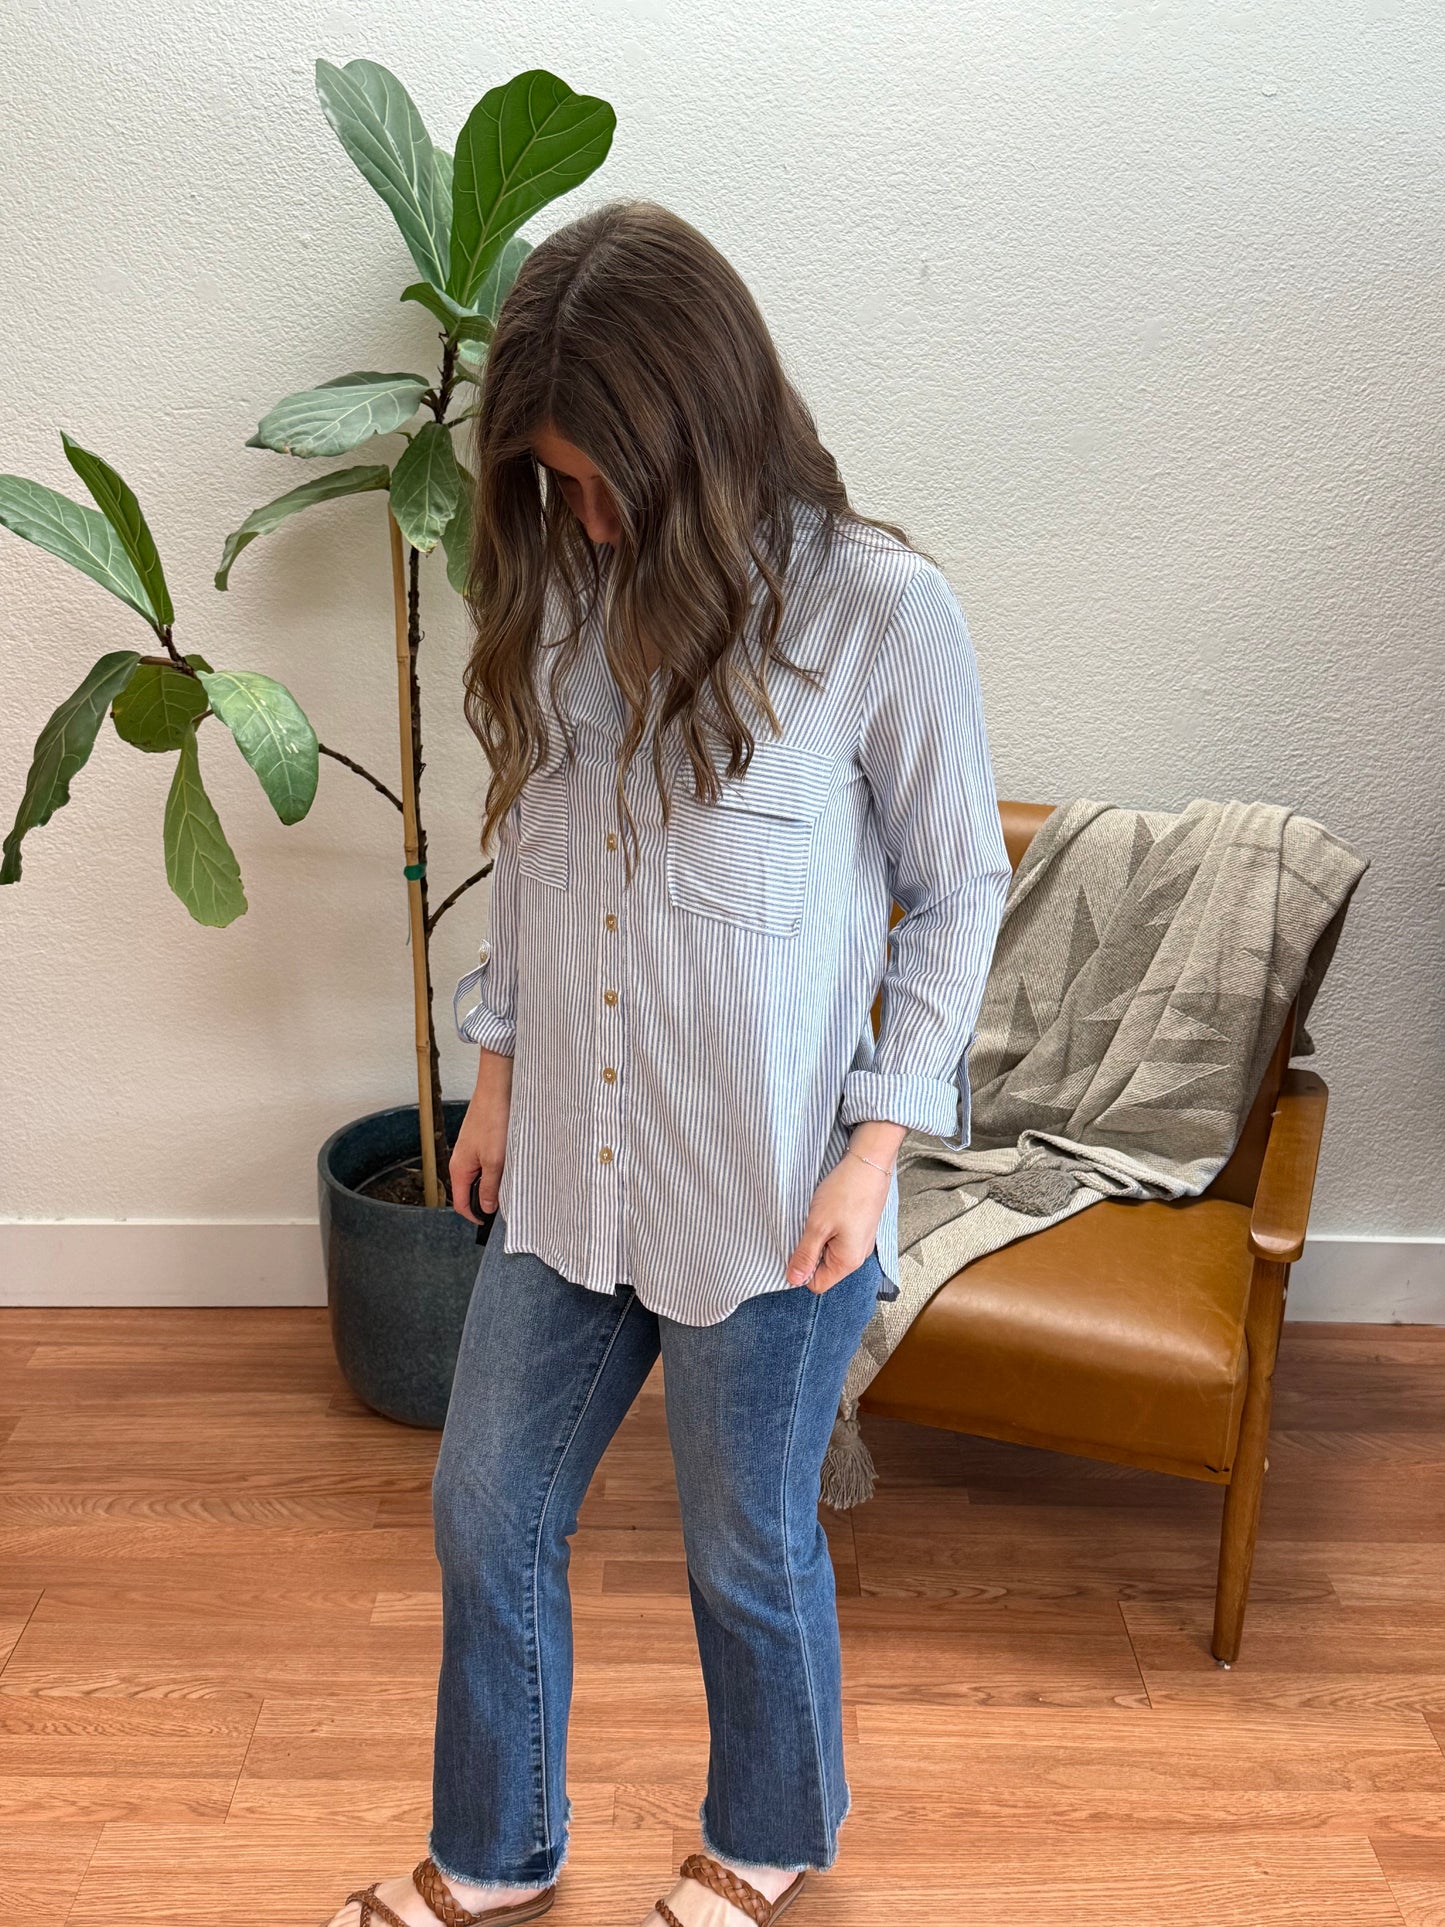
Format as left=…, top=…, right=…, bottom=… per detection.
left=820, top=1401, right=877, bottom=1510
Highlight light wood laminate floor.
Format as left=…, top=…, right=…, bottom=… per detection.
left=1, top=1309, right=1443, bottom=1924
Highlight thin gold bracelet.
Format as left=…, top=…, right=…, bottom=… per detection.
left=847, top=1147, right=896, bottom=1177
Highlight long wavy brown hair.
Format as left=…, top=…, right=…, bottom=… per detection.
left=461, top=197, right=927, bottom=877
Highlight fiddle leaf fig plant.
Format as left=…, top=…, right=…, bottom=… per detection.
left=213, top=58, right=616, bottom=1205
left=2, top=56, right=616, bottom=1205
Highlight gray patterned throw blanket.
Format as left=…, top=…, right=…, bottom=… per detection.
left=820, top=797, right=1369, bottom=1510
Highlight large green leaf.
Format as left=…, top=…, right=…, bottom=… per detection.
left=112, top=654, right=211, bottom=752
left=449, top=237, right=531, bottom=373
left=198, top=669, right=319, bottom=825
left=0, top=475, right=154, bottom=623
left=1, top=649, right=142, bottom=884
left=447, top=70, right=614, bottom=307
left=164, top=723, right=247, bottom=926
left=215, top=463, right=391, bottom=588
left=389, top=422, right=461, bottom=555
left=60, top=432, right=174, bottom=626
left=400, top=234, right=529, bottom=344
left=452, top=312, right=493, bottom=347
left=400, top=280, right=469, bottom=331
left=473, top=234, right=531, bottom=329
left=314, top=58, right=451, bottom=290
left=440, top=465, right=474, bottom=594
left=246, top=373, right=429, bottom=458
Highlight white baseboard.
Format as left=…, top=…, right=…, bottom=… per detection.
left=0, top=1223, right=1442, bottom=1321
left=1283, top=1235, right=1445, bottom=1323
left=0, top=1221, right=327, bottom=1307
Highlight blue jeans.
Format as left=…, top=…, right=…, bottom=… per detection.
left=427, top=1212, right=884, bottom=1889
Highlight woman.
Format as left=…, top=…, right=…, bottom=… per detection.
left=329, top=199, right=1009, bottom=1927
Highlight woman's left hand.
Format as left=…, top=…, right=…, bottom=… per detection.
left=785, top=1122, right=906, bottom=1293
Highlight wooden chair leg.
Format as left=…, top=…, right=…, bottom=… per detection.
left=1212, top=1259, right=1289, bottom=1665
left=1213, top=1380, right=1271, bottom=1664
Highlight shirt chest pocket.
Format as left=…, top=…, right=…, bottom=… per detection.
left=664, top=741, right=843, bottom=938
left=516, top=760, right=571, bottom=889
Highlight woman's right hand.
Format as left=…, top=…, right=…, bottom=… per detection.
left=450, top=1049, right=513, bottom=1222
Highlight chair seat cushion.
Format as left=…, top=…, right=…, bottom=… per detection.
left=861, top=1197, right=1256, bottom=1477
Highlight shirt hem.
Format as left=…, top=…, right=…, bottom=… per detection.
left=500, top=1218, right=900, bottom=1324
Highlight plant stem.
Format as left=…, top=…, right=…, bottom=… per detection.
left=434, top=337, right=461, bottom=421
left=389, top=510, right=447, bottom=1207
left=317, top=743, right=404, bottom=812
left=407, top=542, right=452, bottom=1202
left=426, top=862, right=493, bottom=937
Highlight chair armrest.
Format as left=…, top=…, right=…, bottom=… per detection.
left=1249, top=1068, right=1329, bottom=1264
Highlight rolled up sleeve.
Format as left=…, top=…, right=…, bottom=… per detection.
left=453, top=799, right=521, bottom=1057
left=840, top=562, right=1011, bottom=1149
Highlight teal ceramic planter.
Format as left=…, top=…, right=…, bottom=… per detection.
left=317, top=1101, right=486, bottom=1428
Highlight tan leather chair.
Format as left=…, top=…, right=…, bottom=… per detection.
left=862, top=800, right=1332, bottom=1665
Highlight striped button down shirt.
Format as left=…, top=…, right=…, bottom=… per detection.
left=453, top=501, right=1010, bottom=1325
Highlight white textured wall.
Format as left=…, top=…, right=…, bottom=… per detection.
left=2, top=3, right=1441, bottom=1268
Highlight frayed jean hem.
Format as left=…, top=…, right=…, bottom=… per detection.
left=425, top=1828, right=569, bottom=1892
left=696, top=1780, right=851, bottom=1875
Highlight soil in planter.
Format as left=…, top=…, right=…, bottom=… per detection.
left=357, top=1156, right=454, bottom=1209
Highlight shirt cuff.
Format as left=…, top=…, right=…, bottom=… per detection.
left=453, top=946, right=516, bottom=1057
left=840, top=1067, right=972, bottom=1150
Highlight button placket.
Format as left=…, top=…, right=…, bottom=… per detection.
left=592, top=814, right=627, bottom=1282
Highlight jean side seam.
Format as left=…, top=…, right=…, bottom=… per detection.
left=529, top=1289, right=639, bottom=1858
left=778, top=1289, right=834, bottom=1861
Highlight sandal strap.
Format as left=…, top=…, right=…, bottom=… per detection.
left=412, top=1857, right=523, bottom=1926
left=655, top=1900, right=687, bottom=1927
left=677, top=1854, right=775, bottom=1925
left=342, top=1862, right=552, bottom=1927
left=345, top=1887, right=411, bottom=1927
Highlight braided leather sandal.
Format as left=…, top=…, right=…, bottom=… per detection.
left=338, top=1855, right=555, bottom=1926
left=654, top=1852, right=806, bottom=1926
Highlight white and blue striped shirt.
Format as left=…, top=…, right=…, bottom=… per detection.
left=453, top=500, right=1010, bottom=1325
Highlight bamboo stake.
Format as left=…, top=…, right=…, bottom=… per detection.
left=389, top=507, right=440, bottom=1206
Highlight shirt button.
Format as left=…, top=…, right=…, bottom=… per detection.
left=604, top=913, right=618, bottom=931
left=606, top=832, right=618, bottom=850
left=603, top=989, right=619, bottom=1006
left=602, top=1066, right=617, bottom=1083
left=599, top=1145, right=614, bottom=1163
